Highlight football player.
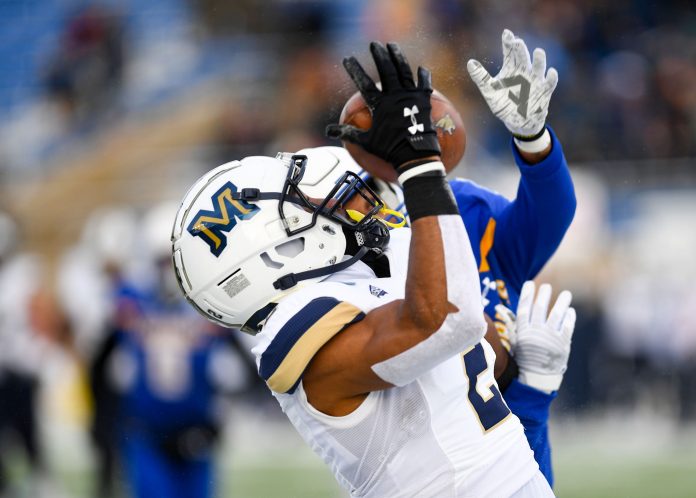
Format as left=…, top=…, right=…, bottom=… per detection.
left=457, top=29, right=576, bottom=485
left=325, top=29, right=577, bottom=486
left=173, top=42, right=555, bottom=496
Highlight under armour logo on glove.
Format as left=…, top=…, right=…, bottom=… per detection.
left=404, top=105, right=424, bottom=135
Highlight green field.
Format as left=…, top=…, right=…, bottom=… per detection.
left=221, top=412, right=696, bottom=498
left=5, top=409, right=696, bottom=497
left=223, top=455, right=696, bottom=498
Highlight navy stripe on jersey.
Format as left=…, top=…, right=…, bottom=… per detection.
left=260, top=297, right=365, bottom=394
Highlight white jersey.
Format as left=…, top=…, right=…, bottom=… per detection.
left=0, top=254, right=46, bottom=377
left=251, top=228, right=538, bottom=498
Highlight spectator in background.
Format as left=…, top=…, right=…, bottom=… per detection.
left=423, top=0, right=696, bottom=169
left=58, top=207, right=141, bottom=498
left=44, top=5, right=125, bottom=125
left=204, top=0, right=696, bottom=171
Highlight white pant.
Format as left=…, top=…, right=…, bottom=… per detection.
left=510, top=471, right=555, bottom=498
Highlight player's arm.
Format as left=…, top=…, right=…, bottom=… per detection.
left=483, top=315, right=511, bottom=379
left=304, top=42, right=485, bottom=416
left=468, top=29, right=576, bottom=286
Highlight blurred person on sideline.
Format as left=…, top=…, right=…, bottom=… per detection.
left=0, top=212, right=47, bottom=495
left=107, top=203, right=249, bottom=498
left=58, top=207, right=141, bottom=498
left=173, top=41, right=573, bottom=497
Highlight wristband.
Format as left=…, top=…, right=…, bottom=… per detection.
left=397, top=160, right=446, bottom=185
left=401, top=165, right=459, bottom=222
left=518, top=370, right=562, bottom=393
left=513, top=128, right=551, bottom=154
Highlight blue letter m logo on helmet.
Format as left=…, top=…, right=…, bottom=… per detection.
left=187, top=181, right=260, bottom=257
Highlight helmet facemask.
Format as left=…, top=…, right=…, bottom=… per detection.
left=276, top=153, right=385, bottom=237
left=267, top=154, right=391, bottom=290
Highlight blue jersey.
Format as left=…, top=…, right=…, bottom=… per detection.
left=114, top=285, right=224, bottom=435
left=112, top=283, right=232, bottom=498
left=450, top=127, right=576, bottom=485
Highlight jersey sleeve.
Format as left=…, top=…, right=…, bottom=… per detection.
left=494, top=127, right=576, bottom=289
left=256, top=289, right=366, bottom=395
left=503, top=379, right=557, bottom=486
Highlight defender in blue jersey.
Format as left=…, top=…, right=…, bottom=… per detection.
left=464, top=29, right=577, bottom=485
left=298, top=124, right=575, bottom=485
left=305, top=29, right=576, bottom=486
left=449, top=128, right=575, bottom=484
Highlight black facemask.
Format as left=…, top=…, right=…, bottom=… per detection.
left=342, top=217, right=390, bottom=256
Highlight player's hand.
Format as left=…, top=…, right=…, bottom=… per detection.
left=326, top=42, right=441, bottom=171
left=513, top=281, right=575, bottom=393
left=467, top=29, right=558, bottom=140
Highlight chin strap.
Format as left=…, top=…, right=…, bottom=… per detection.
left=272, top=216, right=391, bottom=291
left=273, top=246, right=370, bottom=291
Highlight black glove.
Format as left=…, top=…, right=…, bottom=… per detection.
left=326, top=42, right=441, bottom=171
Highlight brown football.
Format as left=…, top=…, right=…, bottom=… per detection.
left=339, top=89, right=466, bottom=182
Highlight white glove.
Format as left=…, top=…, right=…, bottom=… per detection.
left=467, top=29, right=558, bottom=144
left=513, top=281, right=576, bottom=393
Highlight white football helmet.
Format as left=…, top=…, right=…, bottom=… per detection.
left=81, top=206, right=138, bottom=271
left=143, top=201, right=180, bottom=261
left=172, top=154, right=388, bottom=332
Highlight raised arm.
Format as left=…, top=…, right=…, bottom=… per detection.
left=499, top=129, right=575, bottom=286
left=468, top=29, right=575, bottom=287
left=306, top=42, right=486, bottom=416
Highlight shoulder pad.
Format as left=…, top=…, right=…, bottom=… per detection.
left=254, top=282, right=366, bottom=394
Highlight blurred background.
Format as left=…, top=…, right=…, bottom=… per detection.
left=0, top=0, right=694, bottom=497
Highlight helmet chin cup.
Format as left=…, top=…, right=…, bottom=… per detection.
left=358, top=217, right=391, bottom=253
left=344, top=218, right=390, bottom=257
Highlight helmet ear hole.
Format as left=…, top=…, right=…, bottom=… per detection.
left=275, top=237, right=305, bottom=258
left=260, top=252, right=284, bottom=269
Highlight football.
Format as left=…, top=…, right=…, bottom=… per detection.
left=339, top=89, right=466, bottom=182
